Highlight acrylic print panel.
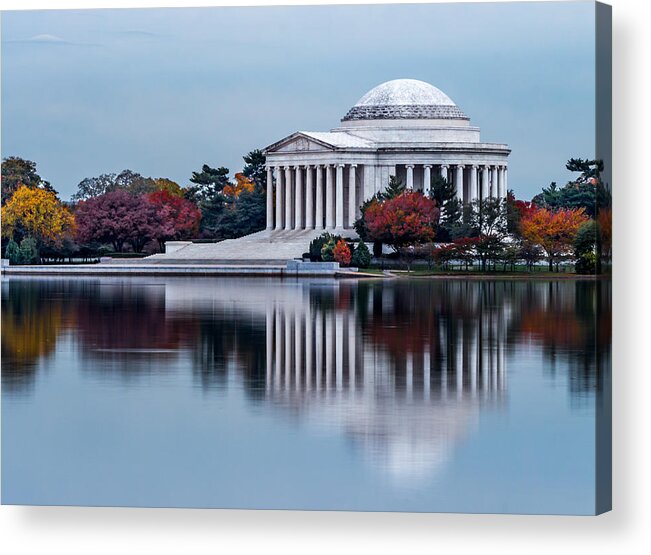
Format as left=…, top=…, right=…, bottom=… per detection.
left=1, top=1, right=612, bottom=515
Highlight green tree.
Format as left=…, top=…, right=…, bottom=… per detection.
left=1, top=156, right=54, bottom=205
left=73, top=169, right=156, bottom=201
left=186, top=165, right=230, bottom=203
left=4, top=239, right=21, bottom=265
left=242, top=149, right=267, bottom=189
left=379, top=175, right=406, bottom=200
left=217, top=189, right=266, bottom=239
left=573, top=220, right=598, bottom=274
left=351, top=241, right=372, bottom=268
left=19, top=236, right=40, bottom=264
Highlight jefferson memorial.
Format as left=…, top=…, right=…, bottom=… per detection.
left=154, top=78, right=510, bottom=263
left=263, top=78, right=511, bottom=234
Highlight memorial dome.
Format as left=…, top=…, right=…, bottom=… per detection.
left=342, top=79, right=468, bottom=121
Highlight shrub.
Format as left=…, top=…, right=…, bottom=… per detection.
left=351, top=241, right=372, bottom=268
left=309, top=232, right=340, bottom=261
left=321, top=238, right=336, bottom=261
left=333, top=239, right=351, bottom=266
left=575, top=251, right=597, bottom=274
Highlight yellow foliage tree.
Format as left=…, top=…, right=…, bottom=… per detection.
left=153, top=177, right=184, bottom=197
left=1, top=185, right=75, bottom=245
left=222, top=172, right=255, bottom=198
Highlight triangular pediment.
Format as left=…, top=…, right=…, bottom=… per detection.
left=264, top=132, right=336, bottom=154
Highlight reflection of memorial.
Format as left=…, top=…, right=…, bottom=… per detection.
left=263, top=281, right=510, bottom=482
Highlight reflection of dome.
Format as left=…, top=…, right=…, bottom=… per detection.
left=343, top=79, right=468, bottom=121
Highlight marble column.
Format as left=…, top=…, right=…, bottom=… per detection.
left=455, top=165, right=464, bottom=203
left=503, top=167, right=508, bottom=198
left=294, top=165, right=303, bottom=231
left=423, top=165, right=432, bottom=196
left=335, top=163, right=345, bottom=229
left=315, top=165, right=324, bottom=230
left=440, top=164, right=449, bottom=182
left=284, top=166, right=293, bottom=231
left=492, top=166, right=499, bottom=198
left=499, top=166, right=506, bottom=199
left=469, top=165, right=478, bottom=202
left=266, top=167, right=274, bottom=230
left=274, top=167, right=283, bottom=231
left=305, top=165, right=314, bottom=229
left=481, top=165, right=490, bottom=200
left=348, top=164, right=357, bottom=228
left=325, top=165, right=335, bottom=229
left=406, top=164, right=414, bottom=190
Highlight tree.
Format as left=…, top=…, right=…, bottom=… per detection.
left=351, top=241, right=372, bottom=268
left=1, top=185, right=74, bottom=247
left=365, top=192, right=439, bottom=261
left=152, top=178, right=184, bottom=197
left=242, top=149, right=267, bottom=188
left=75, top=190, right=161, bottom=253
left=333, top=239, right=351, bottom=266
left=146, top=190, right=202, bottom=251
left=186, top=165, right=230, bottom=203
left=214, top=187, right=266, bottom=239
left=73, top=169, right=156, bottom=201
left=223, top=173, right=255, bottom=198
left=520, top=207, right=589, bottom=271
left=573, top=220, right=598, bottom=274
left=379, top=175, right=406, bottom=201
left=1, top=156, right=55, bottom=205
left=4, top=239, right=21, bottom=265
left=19, top=236, right=40, bottom=264
left=506, top=191, right=536, bottom=236
left=518, top=241, right=544, bottom=271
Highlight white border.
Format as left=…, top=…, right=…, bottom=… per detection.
left=1, top=1, right=649, bottom=554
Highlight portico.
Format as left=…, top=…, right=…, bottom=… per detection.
left=263, top=79, right=511, bottom=234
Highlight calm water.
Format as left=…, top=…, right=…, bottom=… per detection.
left=1, top=276, right=610, bottom=514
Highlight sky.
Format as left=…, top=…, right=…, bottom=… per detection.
left=1, top=2, right=596, bottom=201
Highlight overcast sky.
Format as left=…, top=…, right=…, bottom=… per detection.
left=1, top=2, right=596, bottom=201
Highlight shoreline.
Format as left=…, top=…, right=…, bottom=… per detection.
left=1, top=263, right=606, bottom=281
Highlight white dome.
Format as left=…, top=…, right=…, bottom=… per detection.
left=354, top=79, right=456, bottom=107
left=342, top=79, right=467, bottom=122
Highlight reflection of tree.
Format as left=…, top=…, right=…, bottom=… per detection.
left=190, top=313, right=266, bottom=398
left=1, top=280, right=73, bottom=391
left=73, top=283, right=189, bottom=352
left=511, top=280, right=611, bottom=399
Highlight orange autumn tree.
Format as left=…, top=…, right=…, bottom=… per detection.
left=223, top=172, right=255, bottom=198
left=1, top=184, right=74, bottom=247
left=520, top=206, right=589, bottom=271
left=333, top=239, right=351, bottom=266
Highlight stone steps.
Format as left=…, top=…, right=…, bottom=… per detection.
left=140, top=229, right=358, bottom=264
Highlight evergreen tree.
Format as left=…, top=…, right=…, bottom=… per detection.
left=429, top=174, right=455, bottom=208
left=351, top=241, right=372, bottom=268
left=186, top=165, right=230, bottom=203
left=378, top=176, right=405, bottom=200
left=19, top=236, right=39, bottom=264
left=242, top=149, right=267, bottom=189
left=4, top=239, right=21, bottom=265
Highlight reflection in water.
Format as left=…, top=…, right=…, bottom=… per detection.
left=262, top=282, right=507, bottom=481
left=2, top=277, right=610, bottom=490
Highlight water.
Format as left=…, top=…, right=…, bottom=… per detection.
left=1, top=276, right=610, bottom=514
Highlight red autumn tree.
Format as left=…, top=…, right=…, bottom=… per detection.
left=364, top=192, right=439, bottom=255
left=147, top=190, right=201, bottom=251
left=333, top=239, right=351, bottom=266
left=520, top=206, right=590, bottom=271
left=75, top=190, right=161, bottom=253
